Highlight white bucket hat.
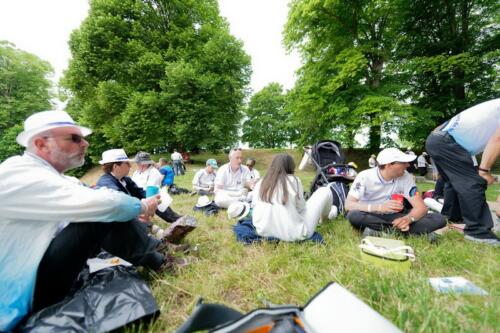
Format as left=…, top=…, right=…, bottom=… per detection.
left=16, top=110, right=92, bottom=147
left=99, top=149, right=133, bottom=165
left=227, top=201, right=251, bottom=220
left=377, top=148, right=416, bottom=165
left=195, top=195, right=212, bottom=208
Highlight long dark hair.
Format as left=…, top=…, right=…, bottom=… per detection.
left=259, top=154, right=296, bottom=204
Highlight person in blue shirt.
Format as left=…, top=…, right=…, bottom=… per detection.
left=158, top=158, right=175, bottom=187
left=426, top=98, right=500, bottom=246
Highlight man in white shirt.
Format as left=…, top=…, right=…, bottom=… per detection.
left=426, top=98, right=500, bottom=246
left=171, top=149, right=184, bottom=176
left=132, top=151, right=164, bottom=189
left=245, top=158, right=260, bottom=189
left=192, top=158, right=218, bottom=195
left=0, top=111, right=161, bottom=331
left=214, top=148, right=251, bottom=208
left=417, top=152, right=428, bottom=176
left=345, top=148, right=446, bottom=239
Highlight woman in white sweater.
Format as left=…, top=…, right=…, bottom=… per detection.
left=252, top=154, right=335, bottom=241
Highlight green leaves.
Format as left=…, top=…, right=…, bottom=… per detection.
left=62, top=0, right=250, bottom=157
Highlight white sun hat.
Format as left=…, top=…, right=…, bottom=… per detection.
left=16, top=110, right=92, bottom=147
left=99, top=149, right=133, bottom=165
left=377, top=148, right=416, bottom=165
left=227, top=201, right=251, bottom=220
left=195, top=195, right=213, bottom=208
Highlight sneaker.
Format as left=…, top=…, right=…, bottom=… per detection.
left=362, top=227, right=382, bottom=238
left=464, top=234, right=500, bottom=247
left=426, top=232, right=438, bottom=244
left=328, top=205, right=338, bottom=220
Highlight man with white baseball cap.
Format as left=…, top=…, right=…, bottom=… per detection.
left=0, top=111, right=163, bottom=331
left=345, top=147, right=446, bottom=239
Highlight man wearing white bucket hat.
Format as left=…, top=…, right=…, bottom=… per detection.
left=0, top=111, right=164, bottom=331
left=345, top=148, right=446, bottom=239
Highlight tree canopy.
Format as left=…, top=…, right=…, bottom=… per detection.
left=0, top=41, right=53, bottom=161
left=62, top=0, right=251, bottom=161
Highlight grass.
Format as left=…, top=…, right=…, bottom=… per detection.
left=81, top=149, right=499, bottom=333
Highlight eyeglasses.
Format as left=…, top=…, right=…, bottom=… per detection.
left=44, top=134, right=85, bottom=144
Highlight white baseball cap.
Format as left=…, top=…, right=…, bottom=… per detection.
left=227, top=201, right=251, bottom=220
left=16, top=110, right=92, bottom=147
left=99, top=149, right=133, bottom=165
left=377, top=148, right=416, bottom=165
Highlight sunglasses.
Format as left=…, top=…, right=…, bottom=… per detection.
left=44, top=134, right=85, bottom=144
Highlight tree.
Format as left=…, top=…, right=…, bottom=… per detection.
left=62, top=0, right=250, bottom=161
left=0, top=41, right=53, bottom=161
left=284, top=0, right=403, bottom=149
left=242, top=83, right=294, bottom=148
left=390, top=0, right=499, bottom=146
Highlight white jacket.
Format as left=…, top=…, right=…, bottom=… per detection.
left=0, top=152, right=141, bottom=331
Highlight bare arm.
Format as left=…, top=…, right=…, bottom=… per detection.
left=392, top=195, right=428, bottom=231
left=345, top=195, right=403, bottom=214
left=479, top=127, right=500, bottom=184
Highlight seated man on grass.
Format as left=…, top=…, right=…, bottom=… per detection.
left=0, top=111, right=166, bottom=332
left=214, top=148, right=251, bottom=208
left=345, top=148, right=446, bottom=241
left=192, top=158, right=218, bottom=195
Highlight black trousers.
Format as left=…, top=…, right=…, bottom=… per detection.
left=33, top=220, right=163, bottom=312
left=434, top=177, right=445, bottom=199
left=426, top=131, right=493, bottom=237
left=347, top=210, right=446, bottom=235
left=156, top=207, right=182, bottom=223
left=418, top=167, right=427, bottom=177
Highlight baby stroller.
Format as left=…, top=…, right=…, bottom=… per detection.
left=305, top=140, right=355, bottom=214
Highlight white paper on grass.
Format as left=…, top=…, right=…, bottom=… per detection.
left=301, top=283, right=402, bottom=333
left=429, top=277, right=488, bottom=295
left=87, top=257, right=132, bottom=274
left=157, top=186, right=173, bottom=212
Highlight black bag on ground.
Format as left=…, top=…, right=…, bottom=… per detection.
left=19, top=262, right=159, bottom=333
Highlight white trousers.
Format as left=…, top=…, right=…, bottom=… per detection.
left=214, top=190, right=244, bottom=209
left=304, top=187, right=333, bottom=237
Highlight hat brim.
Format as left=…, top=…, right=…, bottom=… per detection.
left=239, top=204, right=250, bottom=220
left=378, top=154, right=416, bottom=165
left=135, top=160, right=155, bottom=165
left=99, top=158, right=134, bottom=165
left=16, top=124, right=92, bottom=147
left=196, top=200, right=213, bottom=208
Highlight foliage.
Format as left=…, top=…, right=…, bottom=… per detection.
left=242, top=83, right=296, bottom=148
left=62, top=0, right=251, bottom=159
left=0, top=41, right=53, bottom=161
left=283, top=0, right=499, bottom=149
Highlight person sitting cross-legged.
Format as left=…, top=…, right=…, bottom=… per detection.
left=345, top=148, right=446, bottom=240
left=192, top=158, right=218, bottom=195
left=214, top=148, right=251, bottom=208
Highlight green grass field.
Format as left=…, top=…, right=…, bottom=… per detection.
left=83, top=149, right=499, bottom=332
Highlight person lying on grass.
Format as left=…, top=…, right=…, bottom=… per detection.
left=252, top=153, right=338, bottom=241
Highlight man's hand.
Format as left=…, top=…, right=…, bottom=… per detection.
left=380, top=200, right=403, bottom=213
left=140, top=195, right=160, bottom=220
left=479, top=170, right=495, bottom=185
left=392, top=216, right=411, bottom=232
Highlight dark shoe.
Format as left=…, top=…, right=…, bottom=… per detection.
left=426, top=232, right=438, bottom=244
left=163, top=215, right=197, bottom=244
left=157, top=254, right=190, bottom=273
left=464, top=233, right=500, bottom=247
left=362, top=227, right=382, bottom=238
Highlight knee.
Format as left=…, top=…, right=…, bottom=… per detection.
left=433, top=213, right=447, bottom=228
left=346, top=210, right=365, bottom=226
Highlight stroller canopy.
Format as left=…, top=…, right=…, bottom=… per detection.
left=310, top=140, right=346, bottom=169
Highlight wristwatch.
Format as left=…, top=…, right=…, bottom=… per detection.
left=409, top=216, right=416, bottom=223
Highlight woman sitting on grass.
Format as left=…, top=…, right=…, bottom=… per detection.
left=252, top=153, right=336, bottom=241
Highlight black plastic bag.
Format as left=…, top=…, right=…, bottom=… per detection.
left=19, top=264, right=159, bottom=332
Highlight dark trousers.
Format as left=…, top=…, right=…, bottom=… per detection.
left=418, top=167, right=427, bottom=177
left=426, top=131, right=493, bottom=237
left=347, top=210, right=446, bottom=235
left=33, top=220, right=163, bottom=312
left=434, top=176, right=445, bottom=199
left=156, top=206, right=182, bottom=223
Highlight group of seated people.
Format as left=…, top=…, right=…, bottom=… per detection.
left=0, top=109, right=496, bottom=331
